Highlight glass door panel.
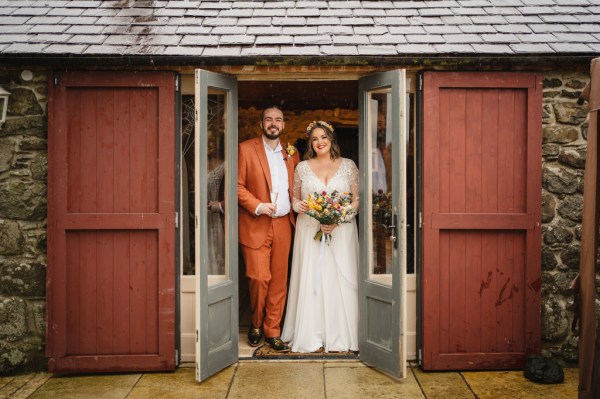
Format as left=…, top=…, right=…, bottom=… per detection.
left=358, top=70, right=406, bottom=378
left=195, top=70, right=238, bottom=382
left=205, top=90, right=228, bottom=285
left=368, top=90, right=393, bottom=285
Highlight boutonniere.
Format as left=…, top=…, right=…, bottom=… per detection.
left=285, top=143, right=296, bottom=161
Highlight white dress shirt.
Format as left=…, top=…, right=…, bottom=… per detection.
left=255, top=137, right=290, bottom=217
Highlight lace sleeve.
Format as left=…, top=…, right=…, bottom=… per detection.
left=292, top=163, right=303, bottom=212
left=348, top=159, right=360, bottom=211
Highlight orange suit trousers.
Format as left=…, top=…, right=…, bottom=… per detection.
left=241, top=216, right=292, bottom=338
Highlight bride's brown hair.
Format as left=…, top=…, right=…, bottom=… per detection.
left=304, top=121, right=341, bottom=160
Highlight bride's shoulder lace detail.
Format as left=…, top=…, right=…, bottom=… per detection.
left=296, top=160, right=309, bottom=175
left=293, top=161, right=311, bottom=207
left=339, top=158, right=359, bottom=179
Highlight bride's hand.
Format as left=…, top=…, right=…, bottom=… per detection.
left=320, top=224, right=337, bottom=235
left=294, top=200, right=308, bottom=214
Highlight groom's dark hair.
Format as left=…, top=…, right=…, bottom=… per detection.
left=261, top=106, right=283, bottom=121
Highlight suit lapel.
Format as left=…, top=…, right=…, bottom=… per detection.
left=284, top=153, right=294, bottom=194
left=254, top=137, right=272, bottom=192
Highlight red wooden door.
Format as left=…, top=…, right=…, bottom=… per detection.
left=47, top=71, right=176, bottom=372
left=422, top=72, right=542, bottom=370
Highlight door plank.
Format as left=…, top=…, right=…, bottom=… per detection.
left=129, top=231, right=148, bottom=354
left=438, top=87, right=451, bottom=356
left=96, top=90, right=115, bottom=355
left=465, top=231, right=482, bottom=353
left=113, top=231, right=131, bottom=354
left=66, top=90, right=82, bottom=214
left=114, top=89, right=131, bottom=213
left=79, top=232, right=97, bottom=355
left=480, top=88, right=500, bottom=355
left=66, top=233, right=80, bottom=355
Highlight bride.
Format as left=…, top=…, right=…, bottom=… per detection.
left=281, top=120, right=359, bottom=353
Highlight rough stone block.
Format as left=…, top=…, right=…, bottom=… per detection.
left=559, top=90, right=581, bottom=99
left=543, top=166, right=579, bottom=195
left=581, top=121, right=588, bottom=140
left=541, top=191, right=556, bottom=223
left=0, top=179, right=47, bottom=221
left=19, top=137, right=47, bottom=151
left=0, top=260, right=46, bottom=297
left=30, top=152, right=47, bottom=181
left=543, top=77, right=562, bottom=88
left=6, top=88, right=44, bottom=117
left=552, top=102, right=589, bottom=126
left=544, top=90, right=559, bottom=98
left=542, top=297, right=569, bottom=342
left=557, top=195, right=583, bottom=223
left=543, top=226, right=573, bottom=245
left=29, top=299, right=45, bottom=336
left=0, top=297, right=27, bottom=340
left=0, top=116, right=46, bottom=138
left=0, top=137, right=15, bottom=172
left=559, top=336, right=579, bottom=363
left=0, top=220, right=25, bottom=256
left=541, top=272, right=558, bottom=296
left=558, top=147, right=585, bottom=169
left=541, top=247, right=558, bottom=271
left=0, top=340, right=45, bottom=374
left=565, top=79, right=587, bottom=89
left=543, top=143, right=559, bottom=159
left=542, top=105, right=554, bottom=124
left=559, top=244, right=580, bottom=270
left=542, top=124, right=579, bottom=144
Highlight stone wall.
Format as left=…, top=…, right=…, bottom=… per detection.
left=0, top=68, right=47, bottom=373
left=541, top=71, right=596, bottom=365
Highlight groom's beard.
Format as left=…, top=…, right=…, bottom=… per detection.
left=263, top=126, right=281, bottom=140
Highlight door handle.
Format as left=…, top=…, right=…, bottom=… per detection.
left=381, top=214, right=398, bottom=249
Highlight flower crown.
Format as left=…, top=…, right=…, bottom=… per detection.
left=306, top=120, right=334, bottom=137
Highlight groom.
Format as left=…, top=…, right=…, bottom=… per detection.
left=238, top=106, right=299, bottom=351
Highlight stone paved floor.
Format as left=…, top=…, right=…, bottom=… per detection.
left=0, top=361, right=578, bottom=399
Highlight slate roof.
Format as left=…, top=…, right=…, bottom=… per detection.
left=0, top=0, right=599, bottom=59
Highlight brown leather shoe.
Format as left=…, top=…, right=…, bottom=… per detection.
left=248, top=325, right=263, bottom=347
left=265, top=337, right=290, bottom=352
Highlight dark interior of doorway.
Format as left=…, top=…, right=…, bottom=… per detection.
left=238, top=80, right=360, bottom=359
left=236, top=80, right=415, bottom=359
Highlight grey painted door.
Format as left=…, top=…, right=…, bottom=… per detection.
left=358, top=70, right=407, bottom=378
left=195, top=70, right=239, bottom=381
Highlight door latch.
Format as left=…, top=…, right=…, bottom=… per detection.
left=381, top=214, right=398, bottom=249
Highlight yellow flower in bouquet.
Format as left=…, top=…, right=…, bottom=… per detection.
left=305, top=190, right=357, bottom=243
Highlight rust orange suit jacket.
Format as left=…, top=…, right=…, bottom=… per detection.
left=238, top=136, right=300, bottom=249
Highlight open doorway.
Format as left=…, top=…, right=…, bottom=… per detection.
left=179, top=77, right=417, bottom=363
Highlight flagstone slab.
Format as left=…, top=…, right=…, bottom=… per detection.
left=325, top=362, right=424, bottom=398
left=128, top=367, right=234, bottom=399
left=8, top=373, right=52, bottom=399
left=411, top=367, right=474, bottom=399
left=229, top=362, right=324, bottom=398
left=462, top=368, right=578, bottom=399
left=28, top=373, right=141, bottom=399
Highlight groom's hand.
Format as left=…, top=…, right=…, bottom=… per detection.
left=257, top=203, right=277, bottom=217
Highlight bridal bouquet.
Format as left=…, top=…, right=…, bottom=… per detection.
left=305, top=190, right=357, bottom=243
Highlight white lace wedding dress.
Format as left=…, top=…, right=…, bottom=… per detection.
left=281, top=158, right=359, bottom=353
